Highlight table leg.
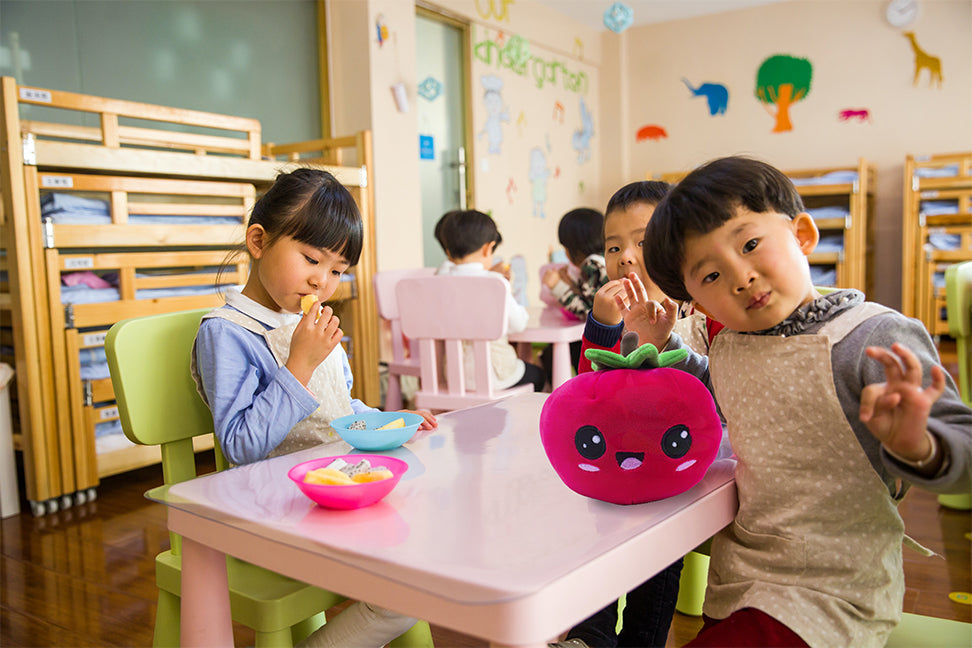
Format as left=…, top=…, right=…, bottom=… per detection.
left=550, top=342, right=572, bottom=388
left=181, top=537, right=234, bottom=647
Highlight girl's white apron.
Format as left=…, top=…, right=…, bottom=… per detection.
left=194, top=308, right=353, bottom=459
left=706, top=303, right=904, bottom=648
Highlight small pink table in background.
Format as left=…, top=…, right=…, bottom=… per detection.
left=508, top=306, right=585, bottom=388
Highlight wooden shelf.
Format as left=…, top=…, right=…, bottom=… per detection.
left=902, top=151, right=972, bottom=335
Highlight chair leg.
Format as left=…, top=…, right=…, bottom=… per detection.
left=153, top=589, right=181, bottom=648
left=675, top=551, right=710, bottom=617
left=291, top=611, right=328, bottom=646
left=388, top=620, right=435, bottom=647
left=386, top=374, right=403, bottom=411
left=255, top=627, right=297, bottom=648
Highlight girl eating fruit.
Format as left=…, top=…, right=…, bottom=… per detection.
left=192, top=168, right=434, bottom=648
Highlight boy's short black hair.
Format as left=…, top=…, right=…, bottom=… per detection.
left=558, top=208, right=604, bottom=259
left=644, top=156, right=805, bottom=302
left=605, top=180, right=671, bottom=217
left=434, top=211, right=455, bottom=257
left=437, top=209, right=502, bottom=259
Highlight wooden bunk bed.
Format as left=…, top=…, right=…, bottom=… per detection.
left=654, top=158, right=875, bottom=294
left=902, top=152, right=972, bottom=336
left=0, top=77, right=379, bottom=515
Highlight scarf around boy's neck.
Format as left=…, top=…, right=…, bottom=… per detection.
left=750, top=289, right=865, bottom=337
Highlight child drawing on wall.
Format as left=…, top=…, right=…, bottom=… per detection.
left=572, top=97, right=594, bottom=163
left=529, top=146, right=551, bottom=218
left=478, top=75, right=509, bottom=154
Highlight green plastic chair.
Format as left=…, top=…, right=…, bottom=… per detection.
left=105, top=309, right=433, bottom=648
left=945, top=261, right=972, bottom=407
left=885, top=613, right=971, bottom=647
left=941, top=262, right=972, bottom=510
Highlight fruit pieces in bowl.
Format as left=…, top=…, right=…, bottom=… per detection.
left=288, top=454, right=408, bottom=510
left=330, top=411, right=423, bottom=451
left=303, top=457, right=394, bottom=485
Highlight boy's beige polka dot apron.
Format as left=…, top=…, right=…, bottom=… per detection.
left=706, top=303, right=904, bottom=648
left=194, top=309, right=352, bottom=458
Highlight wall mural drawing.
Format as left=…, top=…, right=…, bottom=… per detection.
left=903, top=32, right=943, bottom=88
left=755, top=54, right=812, bottom=133
left=474, top=32, right=588, bottom=93
left=529, top=147, right=551, bottom=218
left=838, top=108, right=870, bottom=123
left=572, top=97, right=594, bottom=163
left=478, top=75, right=510, bottom=154
left=682, top=78, right=729, bottom=116
left=636, top=124, right=668, bottom=141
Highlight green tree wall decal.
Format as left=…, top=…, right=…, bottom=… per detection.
left=755, top=54, right=813, bottom=133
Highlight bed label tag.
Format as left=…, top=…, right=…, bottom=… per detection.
left=64, top=257, right=94, bottom=270
left=41, top=175, right=74, bottom=188
left=919, top=190, right=940, bottom=199
left=82, top=333, right=107, bottom=347
left=20, top=87, right=52, bottom=103
left=99, top=407, right=119, bottom=420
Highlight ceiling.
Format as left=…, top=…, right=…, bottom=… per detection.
left=531, top=0, right=793, bottom=30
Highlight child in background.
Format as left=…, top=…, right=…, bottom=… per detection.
left=434, top=209, right=545, bottom=392
left=541, top=207, right=609, bottom=376
left=193, top=168, right=434, bottom=648
left=643, top=156, right=972, bottom=647
left=543, top=207, right=609, bottom=319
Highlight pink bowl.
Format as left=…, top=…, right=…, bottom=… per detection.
left=287, top=454, right=408, bottom=510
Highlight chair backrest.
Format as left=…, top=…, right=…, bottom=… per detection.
left=396, top=274, right=532, bottom=410
left=373, top=267, right=436, bottom=365
left=538, top=262, right=568, bottom=307
left=105, top=308, right=225, bottom=486
left=945, top=261, right=972, bottom=405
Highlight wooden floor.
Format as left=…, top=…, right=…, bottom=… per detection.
left=0, top=341, right=969, bottom=647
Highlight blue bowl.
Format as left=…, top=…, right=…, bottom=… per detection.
left=330, top=411, right=423, bottom=451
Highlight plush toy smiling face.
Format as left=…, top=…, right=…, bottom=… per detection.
left=539, top=342, right=722, bottom=505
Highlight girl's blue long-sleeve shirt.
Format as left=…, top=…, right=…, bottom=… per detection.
left=194, top=295, right=374, bottom=465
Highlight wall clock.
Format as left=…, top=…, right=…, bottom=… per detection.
left=886, top=0, right=919, bottom=28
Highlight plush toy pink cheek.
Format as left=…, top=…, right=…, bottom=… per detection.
left=539, top=368, right=722, bottom=505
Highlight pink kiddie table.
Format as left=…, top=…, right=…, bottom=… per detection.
left=508, top=306, right=585, bottom=388
left=151, top=393, right=737, bottom=648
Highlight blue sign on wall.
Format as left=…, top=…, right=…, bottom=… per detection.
left=419, top=135, right=435, bottom=160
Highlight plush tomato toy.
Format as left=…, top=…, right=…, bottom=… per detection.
left=540, top=335, right=722, bottom=504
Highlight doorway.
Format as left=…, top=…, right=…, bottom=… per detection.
left=415, top=8, right=471, bottom=268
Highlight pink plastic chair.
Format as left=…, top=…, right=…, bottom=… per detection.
left=396, top=275, right=533, bottom=411
left=538, top=262, right=567, bottom=307
left=373, top=267, right=436, bottom=410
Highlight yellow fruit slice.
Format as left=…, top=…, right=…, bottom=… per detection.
left=304, top=467, right=353, bottom=485
left=376, top=417, right=405, bottom=430
left=351, top=469, right=393, bottom=483
left=300, top=294, right=319, bottom=315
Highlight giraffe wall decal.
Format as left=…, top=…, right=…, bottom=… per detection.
left=903, top=31, right=943, bottom=88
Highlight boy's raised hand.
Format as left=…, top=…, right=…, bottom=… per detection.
left=286, top=304, right=344, bottom=387
left=592, top=279, right=628, bottom=325
left=617, top=272, right=678, bottom=350
left=859, top=343, right=946, bottom=463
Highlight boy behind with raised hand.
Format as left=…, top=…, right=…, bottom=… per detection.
left=553, top=181, right=718, bottom=648
left=642, top=156, right=971, bottom=647
left=578, top=181, right=720, bottom=373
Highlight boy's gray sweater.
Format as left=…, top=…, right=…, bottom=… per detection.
left=668, top=289, right=972, bottom=499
